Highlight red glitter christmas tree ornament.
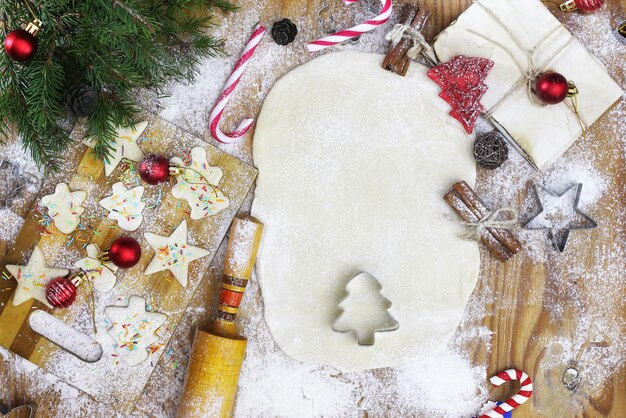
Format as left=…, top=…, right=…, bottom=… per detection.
left=46, top=275, right=82, bottom=308
left=560, top=0, right=604, bottom=13
left=427, top=55, right=494, bottom=134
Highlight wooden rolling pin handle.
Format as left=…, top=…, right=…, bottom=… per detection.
left=176, top=216, right=264, bottom=418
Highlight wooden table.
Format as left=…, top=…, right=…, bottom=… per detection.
left=0, top=0, right=624, bottom=416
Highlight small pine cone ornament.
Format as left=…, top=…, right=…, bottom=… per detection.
left=271, top=18, right=298, bottom=45
left=65, top=84, right=99, bottom=117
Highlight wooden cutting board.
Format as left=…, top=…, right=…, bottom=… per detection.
left=0, top=110, right=257, bottom=413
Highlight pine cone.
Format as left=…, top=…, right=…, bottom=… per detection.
left=65, top=84, right=98, bottom=117
left=271, top=18, right=298, bottom=45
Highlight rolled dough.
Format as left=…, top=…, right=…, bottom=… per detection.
left=252, top=52, right=480, bottom=372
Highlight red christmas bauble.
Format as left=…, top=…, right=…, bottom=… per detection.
left=46, top=277, right=77, bottom=308
left=3, top=29, right=37, bottom=61
left=574, top=0, right=604, bottom=12
left=533, top=72, right=569, bottom=105
left=138, top=154, right=171, bottom=185
left=108, top=237, right=142, bottom=268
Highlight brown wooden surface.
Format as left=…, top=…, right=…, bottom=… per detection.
left=0, top=111, right=257, bottom=413
left=0, top=0, right=624, bottom=417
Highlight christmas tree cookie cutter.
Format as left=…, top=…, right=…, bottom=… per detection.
left=332, top=272, right=399, bottom=346
left=524, top=183, right=597, bottom=252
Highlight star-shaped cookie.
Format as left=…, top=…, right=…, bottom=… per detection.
left=99, top=182, right=146, bottom=231
left=105, top=295, right=167, bottom=366
left=170, top=147, right=229, bottom=220
left=83, top=121, right=148, bottom=176
left=6, top=246, right=69, bottom=308
left=74, top=243, right=118, bottom=293
left=40, top=183, right=87, bottom=234
left=143, top=220, right=210, bottom=287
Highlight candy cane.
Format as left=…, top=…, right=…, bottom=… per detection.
left=209, top=26, right=266, bottom=144
left=307, top=0, right=393, bottom=52
left=480, top=369, right=533, bottom=418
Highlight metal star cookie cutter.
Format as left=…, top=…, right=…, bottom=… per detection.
left=524, top=183, right=597, bottom=252
left=332, top=272, right=399, bottom=346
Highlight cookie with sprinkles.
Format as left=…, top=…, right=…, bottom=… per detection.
left=6, top=246, right=70, bottom=308
left=83, top=121, right=148, bottom=176
left=40, top=182, right=87, bottom=234
left=105, top=295, right=167, bottom=366
left=170, top=146, right=230, bottom=220
left=143, top=220, right=210, bottom=287
left=74, top=243, right=119, bottom=293
left=99, top=182, right=146, bottom=231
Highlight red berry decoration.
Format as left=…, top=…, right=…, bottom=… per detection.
left=107, top=237, right=141, bottom=268
left=427, top=55, right=494, bottom=134
left=533, top=72, right=570, bottom=105
left=138, top=154, right=171, bottom=185
left=560, top=0, right=604, bottom=13
left=3, top=19, right=41, bottom=62
left=46, top=277, right=78, bottom=308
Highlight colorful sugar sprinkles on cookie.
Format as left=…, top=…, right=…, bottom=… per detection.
left=170, top=147, right=229, bottom=220
left=143, top=220, right=211, bottom=287
left=73, top=243, right=119, bottom=293
left=99, top=182, right=146, bottom=231
left=40, top=183, right=87, bottom=234
left=6, top=246, right=69, bottom=308
left=105, top=295, right=167, bottom=366
left=83, top=121, right=148, bottom=176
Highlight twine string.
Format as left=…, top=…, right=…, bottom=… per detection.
left=171, top=165, right=221, bottom=198
left=385, top=23, right=432, bottom=60
left=469, top=0, right=588, bottom=133
left=461, top=207, right=518, bottom=241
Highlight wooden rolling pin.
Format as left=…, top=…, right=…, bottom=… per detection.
left=176, top=216, right=263, bottom=418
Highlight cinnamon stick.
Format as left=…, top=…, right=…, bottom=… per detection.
left=382, top=3, right=431, bottom=76
left=451, top=181, right=523, bottom=255
left=444, top=191, right=513, bottom=262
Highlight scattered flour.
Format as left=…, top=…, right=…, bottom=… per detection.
left=0, top=208, right=24, bottom=242
left=1, top=1, right=624, bottom=417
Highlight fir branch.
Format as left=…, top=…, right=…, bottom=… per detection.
left=111, top=0, right=155, bottom=33
left=1, top=0, right=236, bottom=170
left=24, top=59, right=65, bottom=128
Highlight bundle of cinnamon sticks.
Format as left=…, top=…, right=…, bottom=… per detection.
left=382, top=3, right=431, bottom=76
left=444, top=181, right=522, bottom=262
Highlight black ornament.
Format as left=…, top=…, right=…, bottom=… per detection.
left=65, top=83, right=99, bottom=117
left=473, top=130, right=509, bottom=170
left=271, top=18, right=298, bottom=45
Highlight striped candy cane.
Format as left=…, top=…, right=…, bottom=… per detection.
left=209, top=26, right=266, bottom=144
left=480, top=369, right=533, bottom=418
left=307, top=0, right=393, bottom=52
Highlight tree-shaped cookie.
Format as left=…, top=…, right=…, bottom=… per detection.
left=427, top=55, right=494, bottom=134
left=74, top=244, right=118, bottom=293
left=170, top=147, right=229, bottom=220
left=105, top=295, right=167, bottom=366
left=332, top=272, right=399, bottom=345
left=40, top=183, right=87, bottom=234
left=99, top=182, right=146, bottom=231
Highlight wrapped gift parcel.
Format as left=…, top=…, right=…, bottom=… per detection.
left=433, top=0, right=623, bottom=170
